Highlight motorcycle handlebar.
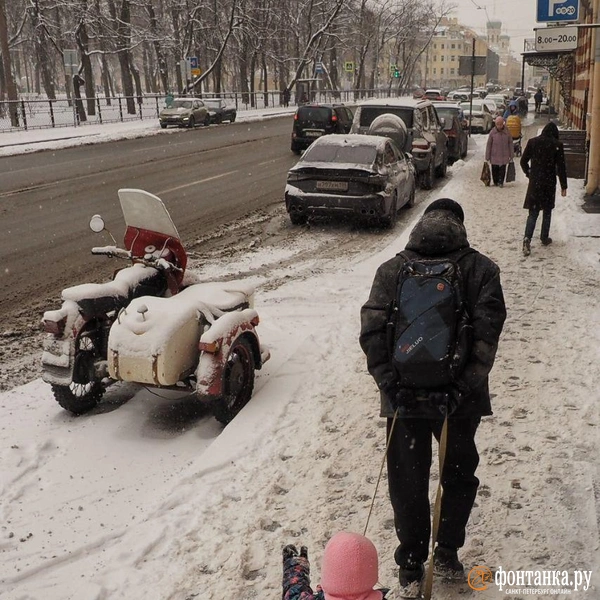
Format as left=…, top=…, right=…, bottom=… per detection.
left=91, top=246, right=181, bottom=272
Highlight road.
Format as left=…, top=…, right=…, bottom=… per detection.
left=0, top=116, right=298, bottom=323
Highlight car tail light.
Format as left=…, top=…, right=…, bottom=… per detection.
left=331, top=115, right=338, bottom=123
left=412, top=141, right=430, bottom=151
left=294, top=113, right=298, bottom=120
left=446, top=126, right=457, bottom=138
left=42, top=316, right=67, bottom=336
left=367, top=174, right=386, bottom=188
left=287, top=172, right=300, bottom=182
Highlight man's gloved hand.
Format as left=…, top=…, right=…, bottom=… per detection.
left=380, top=381, right=416, bottom=412
left=428, top=387, right=464, bottom=417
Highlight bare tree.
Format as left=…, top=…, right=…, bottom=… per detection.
left=0, top=0, right=19, bottom=125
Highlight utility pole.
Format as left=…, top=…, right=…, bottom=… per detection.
left=520, top=39, right=526, bottom=92
left=468, top=38, right=475, bottom=137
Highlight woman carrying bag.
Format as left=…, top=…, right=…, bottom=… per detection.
left=485, top=116, right=514, bottom=187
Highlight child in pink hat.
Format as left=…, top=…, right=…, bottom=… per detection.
left=282, top=531, right=388, bottom=600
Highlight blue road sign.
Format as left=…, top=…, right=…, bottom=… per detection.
left=315, top=62, right=324, bottom=74
left=537, top=0, right=579, bottom=22
left=188, top=56, right=198, bottom=69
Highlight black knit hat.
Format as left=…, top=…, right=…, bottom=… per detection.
left=424, top=198, right=465, bottom=223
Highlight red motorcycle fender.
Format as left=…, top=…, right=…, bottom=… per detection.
left=195, top=311, right=261, bottom=399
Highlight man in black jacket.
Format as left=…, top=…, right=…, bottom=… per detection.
left=520, top=122, right=567, bottom=256
left=359, top=199, right=506, bottom=598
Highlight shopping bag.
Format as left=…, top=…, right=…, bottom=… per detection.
left=506, top=161, right=516, bottom=183
left=480, top=161, right=491, bottom=186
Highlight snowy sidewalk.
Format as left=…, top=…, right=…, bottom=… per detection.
left=0, top=105, right=296, bottom=157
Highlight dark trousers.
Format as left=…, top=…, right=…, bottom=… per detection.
left=386, top=417, right=481, bottom=568
left=525, top=207, right=552, bottom=241
left=491, top=164, right=507, bottom=185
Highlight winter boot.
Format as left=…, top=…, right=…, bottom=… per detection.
left=522, top=237, right=531, bottom=256
left=541, top=237, right=553, bottom=246
left=398, top=564, right=424, bottom=599
left=433, top=546, right=465, bottom=581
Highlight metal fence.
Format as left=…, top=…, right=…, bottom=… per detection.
left=0, top=88, right=405, bottom=133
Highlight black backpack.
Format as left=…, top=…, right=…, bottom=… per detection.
left=387, top=250, right=473, bottom=389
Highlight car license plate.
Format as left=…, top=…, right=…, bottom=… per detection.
left=316, top=180, right=348, bottom=191
left=304, top=130, right=323, bottom=138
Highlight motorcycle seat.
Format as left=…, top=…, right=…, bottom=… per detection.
left=62, top=265, right=166, bottom=317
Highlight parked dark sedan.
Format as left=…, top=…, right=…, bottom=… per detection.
left=285, top=134, right=416, bottom=227
left=432, top=102, right=468, bottom=163
left=204, top=98, right=237, bottom=123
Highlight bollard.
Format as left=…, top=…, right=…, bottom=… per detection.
left=97, top=98, right=102, bottom=124
left=21, top=100, right=28, bottom=131
left=118, top=97, right=123, bottom=122
left=49, top=100, right=55, bottom=128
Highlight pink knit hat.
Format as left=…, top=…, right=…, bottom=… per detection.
left=320, top=532, right=383, bottom=600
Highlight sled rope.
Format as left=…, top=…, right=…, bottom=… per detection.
left=423, top=415, right=449, bottom=600
left=363, top=408, right=398, bottom=537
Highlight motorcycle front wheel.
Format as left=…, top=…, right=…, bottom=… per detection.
left=52, top=336, right=105, bottom=415
left=213, top=337, right=255, bottom=425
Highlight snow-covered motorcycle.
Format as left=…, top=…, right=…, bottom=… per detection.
left=41, top=188, right=269, bottom=424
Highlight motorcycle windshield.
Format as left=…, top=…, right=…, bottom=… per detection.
left=118, top=189, right=180, bottom=240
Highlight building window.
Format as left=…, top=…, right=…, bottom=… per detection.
left=433, top=68, right=437, bottom=74
left=451, top=55, right=455, bottom=62
left=441, top=68, right=444, bottom=74
left=441, top=43, right=445, bottom=49
left=451, top=43, right=456, bottom=49
left=441, top=56, right=444, bottom=62
left=451, top=68, right=455, bottom=75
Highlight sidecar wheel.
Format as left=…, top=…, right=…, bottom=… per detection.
left=213, top=337, right=255, bottom=425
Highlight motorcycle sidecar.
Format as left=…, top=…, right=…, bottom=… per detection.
left=107, top=281, right=270, bottom=424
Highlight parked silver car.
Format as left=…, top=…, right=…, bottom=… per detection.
left=159, top=98, right=210, bottom=128
left=350, top=98, right=448, bottom=190
left=459, top=100, right=494, bottom=133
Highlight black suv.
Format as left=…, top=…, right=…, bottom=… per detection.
left=350, top=98, right=448, bottom=189
left=291, top=103, right=354, bottom=154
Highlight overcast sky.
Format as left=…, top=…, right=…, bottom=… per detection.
left=449, top=0, right=539, bottom=54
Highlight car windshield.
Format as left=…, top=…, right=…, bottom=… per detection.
left=435, top=109, right=458, bottom=126
left=205, top=100, right=222, bottom=107
left=302, top=143, right=378, bottom=165
left=464, top=102, right=484, bottom=112
left=297, top=106, right=332, bottom=122
left=359, top=107, right=413, bottom=128
left=172, top=100, right=192, bottom=109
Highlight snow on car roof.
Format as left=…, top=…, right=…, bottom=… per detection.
left=303, top=133, right=387, bottom=149
left=356, top=97, right=427, bottom=108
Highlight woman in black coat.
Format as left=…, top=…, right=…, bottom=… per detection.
left=520, top=122, right=568, bottom=256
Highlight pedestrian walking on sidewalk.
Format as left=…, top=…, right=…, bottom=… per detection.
left=520, top=122, right=568, bottom=256
left=359, top=199, right=506, bottom=599
left=485, top=117, right=514, bottom=187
